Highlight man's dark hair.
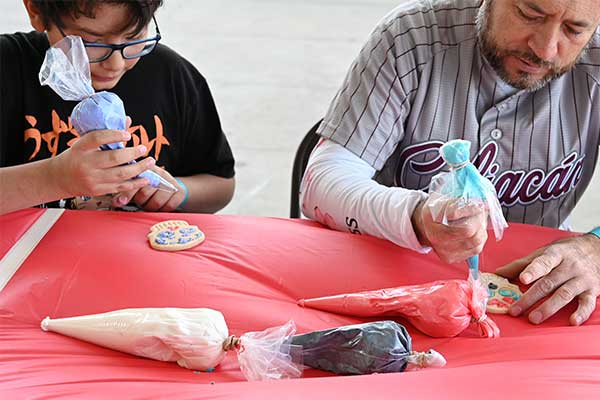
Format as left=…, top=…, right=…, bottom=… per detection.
left=31, top=0, right=164, bottom=36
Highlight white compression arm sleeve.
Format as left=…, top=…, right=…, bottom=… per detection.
left=300, top=139, right=431, bottom=253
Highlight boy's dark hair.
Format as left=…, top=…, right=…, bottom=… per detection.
left=32, top=0, right=164, bottom=36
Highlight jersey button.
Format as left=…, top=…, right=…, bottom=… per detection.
left=490, top=128, right=503, bottom=140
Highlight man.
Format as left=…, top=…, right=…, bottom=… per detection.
left=301, top=0, right=600, bottom=325
left=0, top=0, right=235, bottom=215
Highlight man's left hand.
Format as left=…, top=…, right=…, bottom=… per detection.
left=495, top=234, right=600, bottom=326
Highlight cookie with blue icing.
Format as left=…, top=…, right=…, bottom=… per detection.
left=148, top=220, right=205, bottom=251
left=480, top=272, right=522, bottom=314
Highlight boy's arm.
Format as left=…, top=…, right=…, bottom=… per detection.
left=176, top=174, right=234, bottom=214
left=0, top=159, right=66, bottom=215
left=111, top=167, right=234, bottom=214
left=0, top=130, right=152, bottom=216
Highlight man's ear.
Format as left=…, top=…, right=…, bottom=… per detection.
left=23, top=0, right=46, bottom=32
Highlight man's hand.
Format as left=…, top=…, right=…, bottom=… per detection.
left=496, top=234, right=600, bottom=326
left=412, top=197, right=488, bottom=264
left=111, top=166, right=186, bottom=212
left=49, top=129, right=154, bottom=197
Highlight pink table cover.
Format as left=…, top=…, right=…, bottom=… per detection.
left=0, top=208, right=46, bottom=259
left=0, top=209, right=597, bottom=399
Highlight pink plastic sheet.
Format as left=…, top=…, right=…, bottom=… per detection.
left=0, top=208, right=46, bottom=258
left=0, top=209, right=598, bottom=399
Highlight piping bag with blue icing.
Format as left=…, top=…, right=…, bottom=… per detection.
left=38, top=35, right=177, bottom=193
left=428, top=139, right=507, bottom=279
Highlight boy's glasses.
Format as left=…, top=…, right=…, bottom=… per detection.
left=55, top=16, right=161, bottom=63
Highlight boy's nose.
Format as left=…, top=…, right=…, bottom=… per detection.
left=100, top=50, right=126, bottom=72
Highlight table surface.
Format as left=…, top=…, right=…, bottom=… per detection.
left=0, top=209, right=598, bottom=399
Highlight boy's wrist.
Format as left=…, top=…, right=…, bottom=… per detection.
left=175, top=178, right=189, bottom=210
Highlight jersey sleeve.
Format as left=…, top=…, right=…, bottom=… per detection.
left=300, top=139, right=430, bottom=252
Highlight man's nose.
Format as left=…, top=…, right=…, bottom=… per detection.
left=528, top=25, right=560, bottom=63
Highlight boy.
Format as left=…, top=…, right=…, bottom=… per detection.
left=0, top=0, right=235, bottom=215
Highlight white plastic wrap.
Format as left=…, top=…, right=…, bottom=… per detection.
left=405, top=349, right=447, bottom=371
left=237, top=321, right=303, bottom=381
left=41, top=308, right=302, bottom=381
left=39, top=35, right=94, bottom=101
left=427, top=140, right=507, bottom=241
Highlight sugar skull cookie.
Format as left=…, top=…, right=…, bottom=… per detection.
left=480, top=272, right=523, bottom=314
left=148, top=220, right=205, bottom=251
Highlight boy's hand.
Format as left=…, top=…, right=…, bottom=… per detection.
left=111, top=166, right=186, bottom=212
left=50, top=129, right=155, bottom=197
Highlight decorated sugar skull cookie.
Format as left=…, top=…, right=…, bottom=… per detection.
left=148, top=220, right=205, bottom=251
left=480, top=272, right=523, bottom=314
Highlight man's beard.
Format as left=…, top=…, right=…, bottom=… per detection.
left=476, top=0, right=587, bottom=91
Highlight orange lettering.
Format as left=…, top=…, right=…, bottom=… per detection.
left=152, top=115, right=170, bottom=161
left=66, top=117, right=81, bottom=147
left=126, top=116, right=170, bottom=161
left=23, top=112, right=169, bottom=161
left=128, top=125, right=141, bottom=147
left=136, top=124, right=151, bottom=155
left=24, top=115, right=41, bottom=160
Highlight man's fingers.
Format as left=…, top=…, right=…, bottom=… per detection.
left=496, top=245, right=550, bottom=279
left=495, top=252, right=540, bottom=280
left=456, top=225, right=488, bottom=249
left=570, top=292, right=598, bottom=326
left=435, top=229, right=487, bottom=263
left=445, top=201, right=486, bottom=221
left=519, top=251, right=562, bottom=284
left=509, top=262, right=571, bottom=316
left=526, top=278, right=584, bottom=324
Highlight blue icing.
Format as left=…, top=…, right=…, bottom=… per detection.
left=155, top=237, right=168, bottom=245
left=178, top=237, right=193, bottom=244
left=179, top=227, right=197, bottom=236
left=157, top=231, right=176, bottom=239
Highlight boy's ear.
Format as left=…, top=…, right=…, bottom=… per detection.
left=23, top=0, right=46, bottom=32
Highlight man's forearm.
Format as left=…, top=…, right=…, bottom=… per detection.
left=300, top=139, right=430, bottom=252
left=177, top=174, right=235, bottom=214
left=0, top=158, right=66, bottom=215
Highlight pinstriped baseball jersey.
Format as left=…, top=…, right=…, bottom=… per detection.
left=318, top=0, right=600, bottom=228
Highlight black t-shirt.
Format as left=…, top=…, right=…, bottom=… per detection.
left=0, top=31, right=235, bottom=181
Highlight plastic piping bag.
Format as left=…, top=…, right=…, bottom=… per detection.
left=38, top=35, right=177, bottom=193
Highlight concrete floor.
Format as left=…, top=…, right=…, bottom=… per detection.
left=2, top=0, right=597, bottom=231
